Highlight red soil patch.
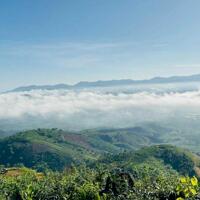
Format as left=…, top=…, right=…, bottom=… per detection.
left=63, top=134, right=91, bottom=149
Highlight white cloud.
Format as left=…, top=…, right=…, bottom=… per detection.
left=1, top=88, right=200, bottom=130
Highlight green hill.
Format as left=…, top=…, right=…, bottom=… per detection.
left=0, top=129, right=98, bottom=170
left=0, top=144, right=200, bottom=199
left=0, top=125, right=170, bottom=170
left=1, top=128, right=200, bottom=175
left=101, top=145, right=200, bottom=176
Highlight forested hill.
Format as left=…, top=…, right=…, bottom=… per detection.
left=0, top=128, right=200, bottom=177
left=0, top=128, right=200, bottom=199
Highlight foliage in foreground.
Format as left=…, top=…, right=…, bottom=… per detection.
left=0, top=144, right=200, bottom=199
left=0, top=162, right=199, bottom=200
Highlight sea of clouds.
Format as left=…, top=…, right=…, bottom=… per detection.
left=1, top=85, right=200, bottom=131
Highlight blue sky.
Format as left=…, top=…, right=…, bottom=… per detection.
left=1, top=0, right=200, bottom=90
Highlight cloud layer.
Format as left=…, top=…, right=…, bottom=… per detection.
left=1, top=87, right=200, bottom=131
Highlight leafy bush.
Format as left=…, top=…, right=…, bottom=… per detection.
left=0, top=164, right=199, bottom=200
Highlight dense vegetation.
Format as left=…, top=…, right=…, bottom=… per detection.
left=0, top=127, right=182, bottom=171
left=1, top=129, right=200, bottom=199
left=0, top=129, right=98, bottom=171
left=0, top=158, right=199, bottom=200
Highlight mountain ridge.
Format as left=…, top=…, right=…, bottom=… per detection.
left=7, top=73, right=200, bottom=92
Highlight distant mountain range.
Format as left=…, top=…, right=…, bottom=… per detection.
left=8, top=74, right=200, bottom=92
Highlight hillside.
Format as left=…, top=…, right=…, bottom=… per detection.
left=101, top=145, right=200, bottom=176
left=0, top=131, right=200, bottom=199
left=82, top=125, right=170, bottom=152
left=1, top=128, right=200, bottom=176
left=0, top=129, right=98, bottom=170
left=0, top=145, right=200, bottom=199
left=0, top=125, right=173, bottom=170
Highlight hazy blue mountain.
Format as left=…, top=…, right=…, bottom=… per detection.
left=7, top=74, right=200, bottom=92
left=9, top=84, right=71, bottom=92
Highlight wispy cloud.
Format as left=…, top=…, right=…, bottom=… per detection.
left=0, top=40, right=170, bottom=70
left=0, top=41, right=136, bottom=70
left=0, top=41, right=129, bottom=56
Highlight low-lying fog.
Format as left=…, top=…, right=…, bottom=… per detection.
left=1, top=82, right=200, bottom=132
